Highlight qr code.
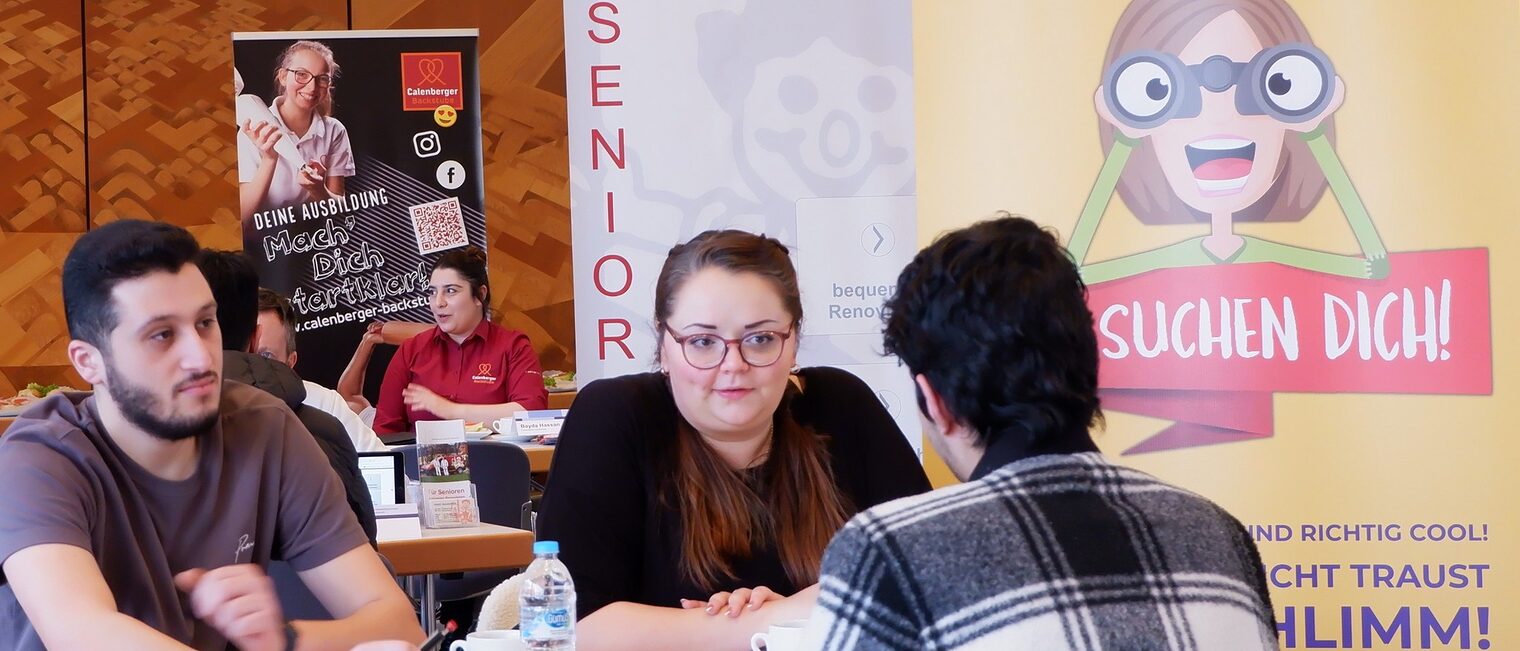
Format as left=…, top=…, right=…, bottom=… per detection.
left=408, top=197, right=468, bottom=255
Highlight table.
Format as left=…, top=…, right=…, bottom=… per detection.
left=376, top=391, right=575, bottom=471
left=547, top=389, right=576, bottom=410
left=377, top=432, right=557, bottom=474
left=515, top=441, right=555, bottom=473
left=377, top=517, right=535, bottom=635
left=378, top=518, right=535, bottom=575
left=0, top=417, right=13, bottom=436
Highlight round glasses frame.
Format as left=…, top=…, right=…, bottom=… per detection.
left=283, top=67, right=334, bottom=89
left=664, top=326, right=795, bottom=370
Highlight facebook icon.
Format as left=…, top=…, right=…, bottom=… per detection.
left=435, top=160, right=465, bottom=190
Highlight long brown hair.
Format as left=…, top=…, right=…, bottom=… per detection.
left=654, top=230, right=851, bottom=590
left=1099, top=0, right=1332, bottom=224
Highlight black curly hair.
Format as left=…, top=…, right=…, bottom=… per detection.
left=63, top=220, right=202, bottom=348
left=882, top=212, right=1103, bottom=448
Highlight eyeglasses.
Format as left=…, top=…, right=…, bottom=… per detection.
left=665, top=326, right=795, bottom=370
left=283, top=68, right=334, bottom=89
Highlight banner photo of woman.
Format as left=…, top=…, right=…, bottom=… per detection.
left=231, top=29, right=487, bottom=389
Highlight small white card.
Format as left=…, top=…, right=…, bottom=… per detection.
left=513, top=409, right=568, bottom=438
left=415, top=419, right=466, bottom=445
left=375, top=502, right=419, bottom=520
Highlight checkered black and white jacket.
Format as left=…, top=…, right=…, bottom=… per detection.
left=804, top=451, right=1277, bottom=651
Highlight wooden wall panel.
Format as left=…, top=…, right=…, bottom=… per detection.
left=0, top=1, right=86, bottom=232
left=0, top=232, right=88, bottom=394
left=0, top=0, right=578, bottom=392
left=1, top=1, right=86, bottom=392
left=84, top=0, right=348, bottom=248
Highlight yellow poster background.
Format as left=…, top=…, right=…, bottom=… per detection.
left=915, top=1, right=1519, bottom=647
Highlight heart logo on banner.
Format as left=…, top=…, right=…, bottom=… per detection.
left=418, top=58, right=446, bottom=85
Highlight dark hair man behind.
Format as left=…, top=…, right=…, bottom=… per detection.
left=802, top=214, right=1276, bottom=650
left=254, top=288, right=388, bottom=453
left=196, top=249, right=377, bottom=543
left=0, top=220, right=421, bottom=650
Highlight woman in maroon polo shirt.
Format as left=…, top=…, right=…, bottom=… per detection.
left=373, top=246, right=548, bottom=434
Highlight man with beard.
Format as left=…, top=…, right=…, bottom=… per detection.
left=0, top=220, right=423, bottom=650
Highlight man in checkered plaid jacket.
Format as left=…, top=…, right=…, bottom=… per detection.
left=802, top=215, right=1277, bottom=650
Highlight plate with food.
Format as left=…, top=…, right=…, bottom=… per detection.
left=543, top=370, right=577, bottom=393
left=463, top=421, right=493, bottom=440
left=1, top=383, right=80, bottom=417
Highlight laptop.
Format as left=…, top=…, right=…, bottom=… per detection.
left=357, top=450, right=406, bottom=507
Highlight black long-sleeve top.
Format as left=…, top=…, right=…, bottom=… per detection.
left=536, top=367, right=932, bottom=619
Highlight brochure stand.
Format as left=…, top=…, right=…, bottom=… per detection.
left=414, top=419, right=481, bottom=529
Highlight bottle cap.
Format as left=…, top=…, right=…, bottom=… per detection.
left=533, top=540, right=560, bottom=555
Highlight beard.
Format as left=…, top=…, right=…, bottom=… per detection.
left=104, top=361, right=220, bottom=442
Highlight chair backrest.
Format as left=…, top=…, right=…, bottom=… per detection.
left=396, top=444, right=420, bottom=482
left=270, top=560, right=332, bottom=620
left=393, top=441, right=531, bottom=528
left=271, top=549, right=403, bottom=621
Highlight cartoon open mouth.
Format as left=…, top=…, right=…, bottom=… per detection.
left=1185, top=138, right=1256, bottom=196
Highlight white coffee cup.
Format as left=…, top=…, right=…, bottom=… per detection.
left=449, top=629, right=524, bottom=651
left=490, top=417, right=513, bottom=435
left=750, top=619, right=808, bottom=651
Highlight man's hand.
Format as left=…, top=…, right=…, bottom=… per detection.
left=174, top=566, right=286, bottom=651
left=362, top=321, right=386, bottom=346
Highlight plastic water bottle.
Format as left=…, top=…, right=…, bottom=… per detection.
left=520, top=540, right=576, bottom=650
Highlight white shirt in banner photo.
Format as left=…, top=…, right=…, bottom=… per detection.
left=237, top=96, right=356, bottom=215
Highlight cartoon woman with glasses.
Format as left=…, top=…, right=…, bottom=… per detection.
left=1069, top=0, right=1388, bottom=283
left=237, top=40, right=355, bottom=224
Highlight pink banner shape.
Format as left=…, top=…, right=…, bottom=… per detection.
left=1087, top=249, right=1491, bottom=453
left=1103, top=389, right=1272, bottom=455
left=1088, top=249, right=1492, bottom=395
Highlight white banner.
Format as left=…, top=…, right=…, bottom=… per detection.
left=564, top=0, right=920, bottom=453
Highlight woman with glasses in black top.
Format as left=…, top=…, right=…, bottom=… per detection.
left=537, top=229, right=931, bottom=650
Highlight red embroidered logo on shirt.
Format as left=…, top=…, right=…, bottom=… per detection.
left=471, top=363, right=497, bottom=384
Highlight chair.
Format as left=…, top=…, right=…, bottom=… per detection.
left=395, top=441, right=535, bottom=600
left=271, top=560, right=332, bottom=620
